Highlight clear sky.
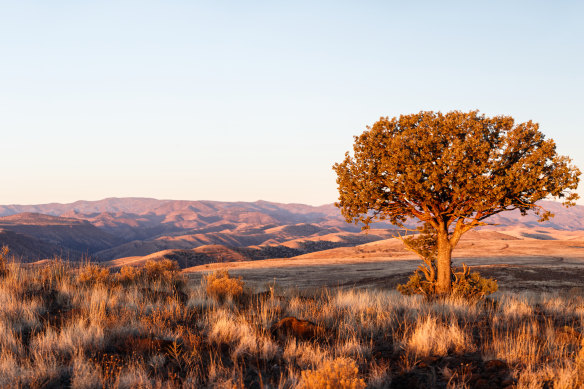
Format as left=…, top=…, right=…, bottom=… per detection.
left=1, top=1, right=583, bottom=206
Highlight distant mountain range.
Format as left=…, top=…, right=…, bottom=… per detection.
left=0, top=197, right=582, bottom=264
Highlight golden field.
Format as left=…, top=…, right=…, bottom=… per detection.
left=1, top=253, right=584, bottom=388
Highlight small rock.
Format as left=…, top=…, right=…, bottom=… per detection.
left=485, top=359, right=507, bottom=371
left=270, top=316, right=326, bottom=341
left=474, top=378, right=490, bottom=389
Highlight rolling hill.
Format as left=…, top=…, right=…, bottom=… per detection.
left=0, top=213, right=119, bottom=260
left=0, top=197, right=582, bottom=263
left=0, top=229, right=67, bottom=262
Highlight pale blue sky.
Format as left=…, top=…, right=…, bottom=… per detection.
left=1, top=1, right=582, bottom=205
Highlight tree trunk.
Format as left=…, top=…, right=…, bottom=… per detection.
left=435, top=233, right=453, bottom=295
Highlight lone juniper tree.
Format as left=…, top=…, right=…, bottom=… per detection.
left=334, top=110, right=580, bottom=295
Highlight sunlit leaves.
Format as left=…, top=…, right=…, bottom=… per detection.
left=333, top=110, right=580, bottom=236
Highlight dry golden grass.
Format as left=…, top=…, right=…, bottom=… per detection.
left=77, top=263, right=110, bottom=285
left=0, top=245, right=9, bottom=277
left=406, top=315, right=474, bottom=357
left=299, top=357, right=366, bottom=389
left=204, top=270, right=245, bottom=302
left=0, top=259, right=583, bottom=387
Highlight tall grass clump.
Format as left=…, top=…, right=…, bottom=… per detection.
left=204, top=270, right=245, bottom=302
left=77, top=263, right=110, bottom=286
left=299, top=357, right=366, bottom=389
left=406, top=315, right=474, bottom=357
left=0, top=246, right=10, bottom=277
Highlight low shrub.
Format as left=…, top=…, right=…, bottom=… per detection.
left=77, top=264, right=110, bottom=286
left=115, top=260, right=186, bottom=302
left=204, top=270, right=245, bottom=302
left=398, top=264, right=497, bottom=300
left=451, top=264, right=498, bottom=300
left=144, top=259, right=180, bottom=282
left=397, top=271, right=433, bottom=297
left=116, top=265, right=141, bottom=285
left=299, top=357, right=366, bottom=389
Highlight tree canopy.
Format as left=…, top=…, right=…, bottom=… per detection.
left=333, top=110, right=580, bottom=294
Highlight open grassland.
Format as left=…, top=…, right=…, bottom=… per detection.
left=183, top=230, right=584, bottom=293
left=1, top=260, right=584, bottom=388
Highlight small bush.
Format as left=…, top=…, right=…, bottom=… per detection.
left=204, top=270, right=245, bottom=302
left=144, top=259, right=180, bottom=282
left=116, top=265, right=142, bottom=285
left=77, top=264, right=110, bottom=286
left=143, top=259, right=186, bottom=294
left=398, top=264, right=497, bottom=300
left=299, top=357, right=366, bottom=389
left=451, top=264, right=498, bottom=300
left=397, top=271, right=434, bottom=297
left=396, top=224, right=498, bottom=300
left=116, top=260, right=184, bottom=290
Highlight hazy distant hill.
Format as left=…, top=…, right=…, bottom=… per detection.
left=0, top=198, right=582, bottom=262
left=102, top=228, right=401, bottom=267
left=0, top=213, right=119, bottom=260
left=1, top=197, right=582, bottom=232
left=0, top=199, right=365, bottom=261
left=0, top=198, right=352, bottom=241
left=0, top=229, right=67, bottom=262
left=482, top=201, right=584, bottom=230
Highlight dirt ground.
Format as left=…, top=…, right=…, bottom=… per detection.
left=185, top=258, right=584, bottom=293
left=184, top=234, right=584, bottom=293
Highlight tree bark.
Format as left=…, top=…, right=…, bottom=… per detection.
left=435, top=232, right=453, bottom=295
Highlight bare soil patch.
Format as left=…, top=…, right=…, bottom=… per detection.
left=184, top=236, right=584, bottom=293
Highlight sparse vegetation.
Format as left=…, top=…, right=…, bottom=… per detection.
left=398, top=264, right=498, bottom=300
left=204, top=270, right=246, bottom=303
left=144, top=258, right=180, bottom=282
left=0, top=245, right=10, bottom=277
left=397, top=224, right=498, bottom=300
left=77, top=263, right=110, bottom=286
left=0, top=259, right=583, bottom=387
left=299, top=357, right=366, bottom=389
left=450, top=264, right=498, bottom=300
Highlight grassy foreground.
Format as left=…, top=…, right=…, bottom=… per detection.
left=0, top=260, right=583, bottom=388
